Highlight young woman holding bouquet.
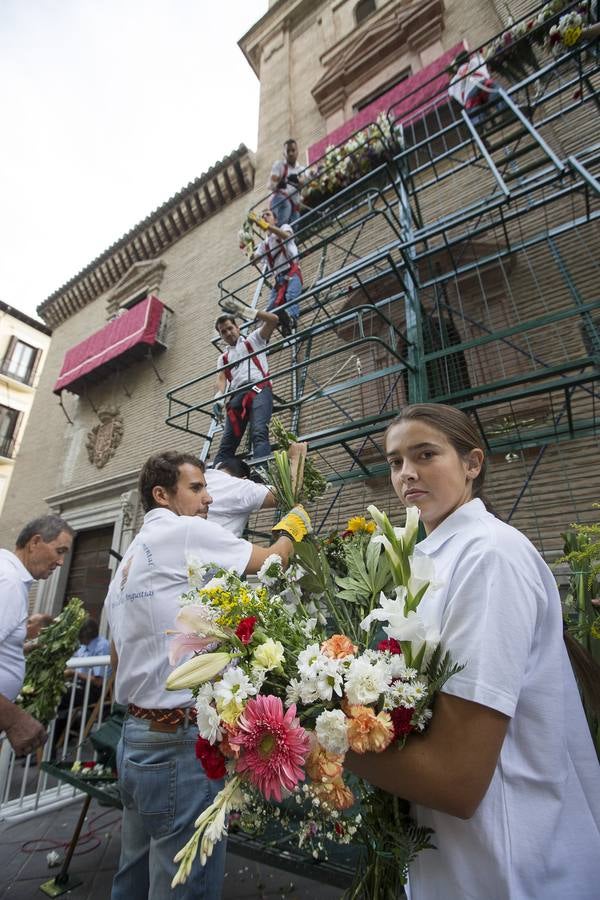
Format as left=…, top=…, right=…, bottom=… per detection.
left=348, top=403, right=600, bottom=899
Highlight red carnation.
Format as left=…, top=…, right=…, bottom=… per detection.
left=195, top=736, right=227, bottom=779
left=377, top=638, right=403, bottom=655
left=391, top=707, right=415, bottom=739
left=235, top=616, right=257, bottom=645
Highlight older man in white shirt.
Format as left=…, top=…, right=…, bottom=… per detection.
left=0, top=515, right=74, bottom=756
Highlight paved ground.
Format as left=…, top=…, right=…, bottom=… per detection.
left=0, top=799, right=345, bottom=899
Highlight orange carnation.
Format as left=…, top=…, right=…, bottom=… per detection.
left=305, top=742, right=344, bottom=783
left=346, top=704, right=394, bottom=754
left=312, top=775, right=355, bottom=811
left=321, top=634, right=358, bottom=659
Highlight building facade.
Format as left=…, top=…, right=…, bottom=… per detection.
left=1, top=0, right=598, bottom=620
left=0, top=301, right=51, bottom=516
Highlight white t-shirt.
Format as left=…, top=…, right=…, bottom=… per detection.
left=105, top=508, right=252, bottom=709
left=268, top=159, right=304, bottom=205
left=256, top=226, right=299, bottom=277
left=217, top=327, right=270, bottom=392
left=0, top=549, right=33, bottom=701
left=407, top=499, right=600, bottom=900
left=448, top=52, right=493, bottom=108
left=205, top=468, right=271, bottom=537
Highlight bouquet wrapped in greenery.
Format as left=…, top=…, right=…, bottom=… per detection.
left=19, top=597, right=86, bottom=725
left=268, top=417, right=328, bottom=509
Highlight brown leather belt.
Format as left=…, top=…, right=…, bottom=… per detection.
left=128, top=703, right=197, bottom=732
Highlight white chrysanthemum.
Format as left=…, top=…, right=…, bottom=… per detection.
left=196, top=682, right=214, bottom=703
left=315, top=709, right=349, bottom=755
left=344, top=656, right=390, bottom=706
left=294, top=672, right=320, bottom=704
left=196, top=699, right=222, bottom=744
left=297, top=643, right=323, bottom=677
left=314, top=657, right=344, bottom=702
left=213, top=666, right=256, bottom=705
left=202, top=576, right=228, bottom=592
left=285, top=678, right=302, bottom=707
left=387, top=654, right=409, bottom=679
left=256, top=553, right=284, bottom=585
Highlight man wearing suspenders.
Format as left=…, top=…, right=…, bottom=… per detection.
left=212, top=309, right=279, bottom=465
left=268, top=138, right=304, bottom=226
left=251, top=207, right=302, bottom=337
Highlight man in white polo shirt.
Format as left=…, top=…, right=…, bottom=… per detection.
left=0, top=515, right=74, bottom=756
left=212, top=308, right=279, bottom=465
left=106, top=450, right=310, bottom=900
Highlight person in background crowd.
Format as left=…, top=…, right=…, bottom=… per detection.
left=51, top=617, right=111, bottom=756
left=0, top=515, right=73, bottom=756
left=212, top=309, right=280, bottom=464
left=23, top=612, right=54, bottom=655
left=106, top=450, right=311, bottom=899
left=65, top=617, right=111, bottom=693
left=268, top=138, right=304, bottom=226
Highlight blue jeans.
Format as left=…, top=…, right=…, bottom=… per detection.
left=213, top=385, right=273, bottom=463
left=111, top=715, right=225, bottom=900
left=270, top=193, right=300, bottom=227
left=267, top=274, right=302, bottom=321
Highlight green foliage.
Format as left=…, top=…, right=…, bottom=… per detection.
left=349, top=789, right=435, bottom=897
left=269, top=418, right=328, bottom=505
left=19, top=597, right=87, bottom=725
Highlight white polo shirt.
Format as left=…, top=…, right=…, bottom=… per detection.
left=217, top=327, right=270, bottom=392
left=105, top=508, right=252, bottom=709
left=0, top=549, right=33, bottom=701
left=407, top=499, right=600, bottom=900
left=205, top=468, right=271, bottom=537
left=256, top=226, right=299, bottom=277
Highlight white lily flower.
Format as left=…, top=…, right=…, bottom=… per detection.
left=408, top=553, right=440, bottom=597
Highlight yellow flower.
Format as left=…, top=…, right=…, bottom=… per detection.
left=346, top=516, right=376, bottom=534
left=217, top=696, right=245, bottom=725
left=252, top=638, right=285, bottom=671
left=563, top=24, right=582, bottom=46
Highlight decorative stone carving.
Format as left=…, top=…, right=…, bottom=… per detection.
left=86, top=407, right=124, bottom=469
left=105, top=259, right=167, bottom=318
left=312, top=0, right=445, bottom=118
left=119, top=490, right=136, bottom=526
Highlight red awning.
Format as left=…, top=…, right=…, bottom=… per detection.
left=307, top=43, right=463, bottom=164
left=53, top=295, right=166, bottom=395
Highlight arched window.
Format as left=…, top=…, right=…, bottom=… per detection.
left=355, top=0, right=376, bottom=27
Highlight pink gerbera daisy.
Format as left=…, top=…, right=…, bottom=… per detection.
left=230, top=694, right=310, bottom=801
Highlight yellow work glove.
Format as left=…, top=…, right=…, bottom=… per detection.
left=272, top=505, right=312, bottom=542
left=248, top=210, right=270, bottom=231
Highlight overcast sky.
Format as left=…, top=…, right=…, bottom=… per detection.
left=0, top=0, right=267, bottom=319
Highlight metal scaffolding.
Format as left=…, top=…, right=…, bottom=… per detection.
left=166, top=10, right=600, bottom=551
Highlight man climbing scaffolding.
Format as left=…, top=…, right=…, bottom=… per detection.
left=212, top=307, right=279, bottom=464
left=248, top=207, right=303, bottom=337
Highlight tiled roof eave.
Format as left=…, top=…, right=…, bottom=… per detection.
left=38, top=145, right=255, bottom=329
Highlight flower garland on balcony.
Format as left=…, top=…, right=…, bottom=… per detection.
left=483, top=0, right=591, bottom=80
left=300, top=113, right=404, bottom=210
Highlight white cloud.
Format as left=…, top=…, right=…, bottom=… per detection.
left=0, top=0, right=267, bottom=317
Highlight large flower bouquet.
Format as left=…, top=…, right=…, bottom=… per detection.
left=167, top=491, right=462, bottom=896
